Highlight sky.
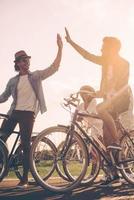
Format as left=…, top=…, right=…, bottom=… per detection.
left=0, top=0, right=134, bottom=146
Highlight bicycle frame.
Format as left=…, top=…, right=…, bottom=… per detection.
left=74, top=121, right=111, bottom=166
left=60, top=109, right=112, bottom=166
left=0, top=113, right=20, bottom=168
left=61, top=108, right=134, bottom=169
left=7, top=131, right=21, bottom=168
left=59, top=91, right=134, bottom=178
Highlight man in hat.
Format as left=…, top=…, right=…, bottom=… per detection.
left=0, top=34, right=63, bottom=188
left=65, top=28, right=133, bottom=186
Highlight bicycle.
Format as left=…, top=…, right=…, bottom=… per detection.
left=30, top=99, right=89, bottom=192
left=30, top=91, right=134, bottom=192
left=61, top=91, right=134, bottom=185
left=29, top=92, right=101, bottom=191
left=0, top=113, right=56, bottom=183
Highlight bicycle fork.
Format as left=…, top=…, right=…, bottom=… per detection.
left=57, top=126, right=74, bottom=161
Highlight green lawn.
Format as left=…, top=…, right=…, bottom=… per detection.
left=5, top=160, right=103, bottom=180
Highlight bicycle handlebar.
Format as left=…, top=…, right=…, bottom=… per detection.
left=63, top=92, right=80, bottom=107
left=63, top=98, right=77, bottom=107
left=63, top=90, right=96, bottom=108
left=0, top=113, right=9, bottom=118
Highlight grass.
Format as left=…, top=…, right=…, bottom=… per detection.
left=5, top=160, right=104, bottom=180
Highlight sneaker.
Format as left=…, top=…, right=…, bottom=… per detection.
left=99, top=174, right=108, bottom=182
left=15, top=181, right=29, bottom=189
left=28, top=179, right=37, bottom=186
left=99, top=175, right=122, bottom=187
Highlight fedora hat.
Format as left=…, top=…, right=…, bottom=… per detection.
left=14, top=50, right=31, bottom=62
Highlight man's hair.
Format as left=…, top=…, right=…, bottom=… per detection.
left=103, top=37, right=121, bottom=52
left=14, top=63, right=20, bottom=71
left=13, top=50, right=31, bottom=72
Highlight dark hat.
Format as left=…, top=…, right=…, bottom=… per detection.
left=14, top=50, right=31, bottom=62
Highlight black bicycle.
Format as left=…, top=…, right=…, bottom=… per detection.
left=0, top=113, right=57, bottom=183
left=30, top=91, right=134, bottom=192
left=30, top=102, right=89, bottom=192
left=63, top=92, right=134, bottom=185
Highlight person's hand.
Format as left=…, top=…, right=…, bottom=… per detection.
left=57, top=34, right=63, bottom=49
left=65, top=27, right=72, bottom=43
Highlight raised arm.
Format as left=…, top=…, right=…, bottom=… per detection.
left=38, top=34, right=63, bottom=80
left=51, top=34, right=63, bottom=68
left=65, top=27, right=102, bottom=65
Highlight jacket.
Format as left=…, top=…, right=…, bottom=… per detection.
left=0, top=64, right=59, bottom=116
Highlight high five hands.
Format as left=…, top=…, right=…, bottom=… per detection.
left=65, top=27, right=72, bottom=43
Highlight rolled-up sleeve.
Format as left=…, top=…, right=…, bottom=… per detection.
left=37, top=65, right=59, bottom=80
left=0, top=80, right=11, bottom=103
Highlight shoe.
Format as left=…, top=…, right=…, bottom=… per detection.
left=28, top=179, right=37, bottom=185
left=99, top=174, right=108, bottom=182
left=15, top=181, right=29, bottom=189
left=99, top=175, right=122, bottom=187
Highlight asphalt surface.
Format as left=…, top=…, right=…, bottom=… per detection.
left=0, top=179, right=134, bottom=200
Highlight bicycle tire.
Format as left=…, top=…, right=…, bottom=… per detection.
left=13, top=144, right=34, bottom=182
left=56, top=141, right=71, bottom=182
left=119, top=130, right=134, bottom=184
left=30, top=126, right=88, bottom=192
left=61, top=137, right=101, bottom=186
left=13, top=144, right=24, bottom=181
left=0, top=139, right=8, bottom=181
left=13, top=136, right=36, bottom=182
left=30, top=136, right=57, bottom=181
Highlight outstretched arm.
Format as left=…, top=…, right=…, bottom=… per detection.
left=65, top=27, right=102, bottom=65
left=38, top=34, right=63, bottom=80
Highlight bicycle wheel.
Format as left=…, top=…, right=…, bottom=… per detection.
left=0, top=139, right=8, bottom=181
left=13, top=144, right=23, bottom=181
left=62, top=139, right=101, bottom=185
left=13, top=136, right=38, bottom=182
left=13, top=145, right=35, bottom=183
left=119, top=130, right=134, bottom=184
left=80, top=142, right=101, bottom=185
left=56, top=141, right=71, bottom=182
left=30, top=136, right=57, bottom=183
left=30, top=126, right=88, bottom=192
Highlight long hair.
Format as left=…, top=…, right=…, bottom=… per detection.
left=14, top=63, right=20, bottom=71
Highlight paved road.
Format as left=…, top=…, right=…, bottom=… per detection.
left=0, top=179, right=134, bottom=200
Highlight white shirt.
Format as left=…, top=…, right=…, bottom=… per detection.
left=77, top=99, right=103, bottom=137
left=15, top=75, right=38, bottom=113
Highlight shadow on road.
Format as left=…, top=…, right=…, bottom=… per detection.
left=0, top=181, right=134, bottom=200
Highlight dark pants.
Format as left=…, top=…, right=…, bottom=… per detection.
left=0, top=110, right=35, bottom=182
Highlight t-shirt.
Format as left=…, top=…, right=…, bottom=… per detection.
left=15, top=74, right=38, bottom=113
left=77, top=99, right=103, bottom=137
